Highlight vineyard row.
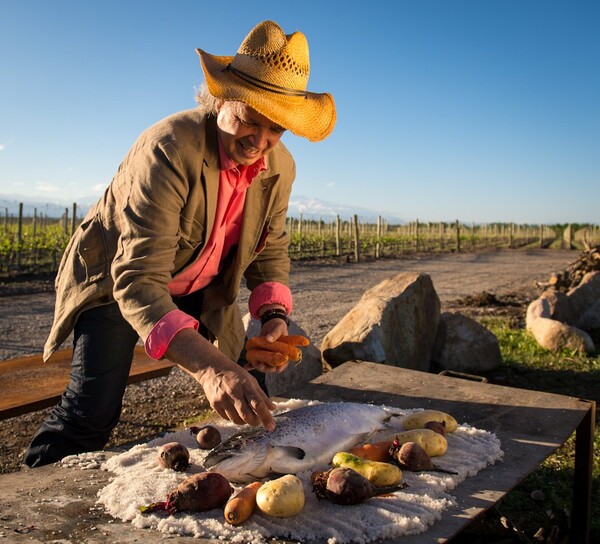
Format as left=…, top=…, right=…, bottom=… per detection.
left=1, top=204, right=599, bottom=276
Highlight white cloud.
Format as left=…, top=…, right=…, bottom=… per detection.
left=326, top=182, right=336, bottom=188
left=92, top=183, right=107, bottom=193
left=35, top=181, right=64, bottom=194
left=0, top=144, right=5, bottom=151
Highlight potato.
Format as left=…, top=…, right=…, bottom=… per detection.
left=331, top=452, right=402, bottom=486
left=393, top=429, right=448, bottom=457
left=402, top=410, right=458, bottom=433
left=256, top=474, right=305, bottom=517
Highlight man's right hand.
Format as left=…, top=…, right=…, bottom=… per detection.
left=164, top=328, right=276, bottom=431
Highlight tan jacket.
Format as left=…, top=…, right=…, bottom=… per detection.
left=44, top=108, right=295, bottom=362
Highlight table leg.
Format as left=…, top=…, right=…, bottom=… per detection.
left=571, top=400, right=596, bottom=544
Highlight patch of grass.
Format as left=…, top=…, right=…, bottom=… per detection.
left=181, top=409, right=215, bottom=427
left=478, top=317, right=600, bottom=542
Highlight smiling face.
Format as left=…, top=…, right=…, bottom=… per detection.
left=215, top=100, right=286, bottom=166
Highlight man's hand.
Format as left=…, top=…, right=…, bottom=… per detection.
left=165, top=328, right=276, bottom=430
left=244, top=332, right=310, bottom=374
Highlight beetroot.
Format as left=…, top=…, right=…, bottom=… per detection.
left=140, top=472, right=233, bottom=514
left=189, top=425, right=222, bottom=450
left=389, top=441, right=457, bottom=474
left=424, top=420, right=447, bottom=437
left=312, top=467, right=406, bottom=505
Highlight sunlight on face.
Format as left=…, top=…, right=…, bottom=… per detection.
left=216, top=101, right=286, bottom=166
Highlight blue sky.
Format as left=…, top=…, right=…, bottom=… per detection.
left=1, top=0, right=598, bottom=224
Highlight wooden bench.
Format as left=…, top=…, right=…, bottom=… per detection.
left=0, top=346, right=174, bottom=420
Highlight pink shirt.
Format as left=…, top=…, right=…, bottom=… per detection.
left=145, top=138, right=292, bottom=360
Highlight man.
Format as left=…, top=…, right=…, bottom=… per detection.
left=24, top=20, right=335, bottom=468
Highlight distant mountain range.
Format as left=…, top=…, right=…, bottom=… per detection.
left=0, top=193, right=405, bottom=223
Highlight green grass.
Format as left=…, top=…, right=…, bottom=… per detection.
left=478, top=318, right=600, bottom=542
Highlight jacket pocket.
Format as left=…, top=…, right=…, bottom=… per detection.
left=255, top=221, right=270, bottom=253
left=77, top=216, right=110, bottom=283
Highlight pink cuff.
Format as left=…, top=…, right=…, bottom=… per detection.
left=145, top=309, right=199, bottom=360
left=248, top=282, right=293, bottom=319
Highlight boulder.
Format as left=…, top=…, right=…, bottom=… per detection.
left=527, top=316, right=594, bottom=354
left=243, top=313, right=322, bottom=397
left=525, top=290, right=571, bottom=327
left=432, top=311, right=502, bottom=372
left=567, top=272, right=600, bottom=330
left=320, top=272, right=440, bottom=371
left=525, top=271, right=599, bottom=353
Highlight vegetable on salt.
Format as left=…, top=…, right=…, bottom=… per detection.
left=139, top=472, right=232, bottom=514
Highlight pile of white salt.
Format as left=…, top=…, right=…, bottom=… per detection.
left=91, top=399, right=502, bottom=543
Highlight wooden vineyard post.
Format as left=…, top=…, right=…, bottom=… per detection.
left=352, top=214, right=360, bottom=263
left=297, top=213, right=303, bottom=255
left=375, top=215, right=381, bottom=259
left=71, top=203, right=77, bottom=236
left=335, top=215, right=341, bottom=257
left=415, top=219, right=420, bottom=253
left=17, top=203, right=24, bottom=268
left=63, top=207, right=69, bottom=235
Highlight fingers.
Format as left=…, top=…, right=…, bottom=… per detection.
left=244, top=394, right=276, bottom=431
left=208, top=370, right=276, bottom=431
left=221, top=394, right=275, bottom=430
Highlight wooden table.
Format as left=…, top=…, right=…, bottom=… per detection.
left=0, top=361, right=594, bottom=543
left=0, top=346, right=174, bottom=419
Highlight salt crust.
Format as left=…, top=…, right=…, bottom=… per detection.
left=95, top=399, right=503, bottom=543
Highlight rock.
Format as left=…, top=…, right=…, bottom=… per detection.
left=525, top=271, right=599, bottom=353
left=320, top=272, right=440, bottom=371
left=432, top=311, right=502, bottom=373
left=567, top=271, right=600, bottom=330
left=525, top=290, right=571, bottom=327
left=242, top=313, right=323, bottom=397
left=527, top=316, right=594, bottom=354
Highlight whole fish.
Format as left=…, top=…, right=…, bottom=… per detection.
left=203, top=402, right=402, bottom=482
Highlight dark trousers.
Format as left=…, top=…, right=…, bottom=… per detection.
left=23, top=293, right=264, bottom=468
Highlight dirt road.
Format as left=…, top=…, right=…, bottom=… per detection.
left=0, top=247, right=576, bottom=473
left=0, top=248, right=575, bottom=360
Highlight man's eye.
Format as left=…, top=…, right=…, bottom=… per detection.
left=236, top=116, right=253, bottom=126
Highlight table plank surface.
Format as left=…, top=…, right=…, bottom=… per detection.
left=0, top=361, right=592, bottom=543
left=286, top=361, right=594, bottom=543
left=0, top=346, right=175, bottom=419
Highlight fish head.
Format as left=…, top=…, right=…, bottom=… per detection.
left=203, top=429, right=271, bottom=483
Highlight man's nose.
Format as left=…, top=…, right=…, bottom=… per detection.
left=251, top=126, right=269, bottom=149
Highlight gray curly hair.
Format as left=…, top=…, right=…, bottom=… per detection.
left=194, top=83, right=219, bottom=114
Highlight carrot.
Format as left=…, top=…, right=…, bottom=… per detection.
left=245, top=337, right=302, bottom=361
left=224, top=481, right=263, bottom=525
left=348, top=439, right=395, bottom=462
left=246, top=349, right=289, bottom=368
left=278, top=335, right=310, bottom=347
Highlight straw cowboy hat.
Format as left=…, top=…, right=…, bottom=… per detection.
left=196, top=20, right=336, bottom=142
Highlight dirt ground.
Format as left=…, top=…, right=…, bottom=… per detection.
left=0, top=247, right=576, bottom=477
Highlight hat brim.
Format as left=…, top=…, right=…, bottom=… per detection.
left=197, top=49, right=336, bottom=142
